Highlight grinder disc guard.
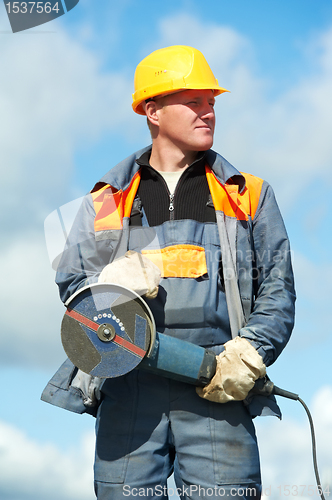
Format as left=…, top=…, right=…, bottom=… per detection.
left=61, top=283, right=155, bottom=378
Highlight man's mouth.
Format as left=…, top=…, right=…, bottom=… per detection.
left=196, top=124, right=212, bottom=130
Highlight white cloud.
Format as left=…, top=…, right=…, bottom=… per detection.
left=256, top=385, right=332, bottom=497
left=289, top=251, right=332, bottom=347
left=156, top=12, right=255, bottom=69
left=0, top=420, right=95, bottom=500
left=0, top=234, right=65, bottom=369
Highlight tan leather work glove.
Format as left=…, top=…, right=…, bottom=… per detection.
left=196, top=337, right=266, bottom=403
left=98, top=250, right=161, bottom=299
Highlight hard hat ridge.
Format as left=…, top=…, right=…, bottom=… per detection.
left=132, top=45, right=229, bottom=115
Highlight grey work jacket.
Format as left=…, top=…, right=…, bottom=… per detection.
left=41, top=147, right=296, bottom=418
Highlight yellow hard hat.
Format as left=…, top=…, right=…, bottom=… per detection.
left=132, top=45, right=229, bottom=115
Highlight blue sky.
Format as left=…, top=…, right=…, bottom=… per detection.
left=0, top=1, right=332, bottom=498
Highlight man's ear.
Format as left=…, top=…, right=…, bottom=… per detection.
left=144, top=100, right=159, bottom=128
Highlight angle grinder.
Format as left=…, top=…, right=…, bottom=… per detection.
left=61, top=282, right=216, bottom=386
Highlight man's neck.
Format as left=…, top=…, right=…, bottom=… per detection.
left=149, top=143, right=198, bottom=173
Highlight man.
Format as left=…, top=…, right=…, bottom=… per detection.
left=42, top=46, right=295, bottom=499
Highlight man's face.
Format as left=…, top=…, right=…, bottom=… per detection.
left=155, top=89, right=216, bottom=152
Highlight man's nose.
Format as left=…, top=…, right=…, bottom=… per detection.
left=200, top=100, right=215, bottom=120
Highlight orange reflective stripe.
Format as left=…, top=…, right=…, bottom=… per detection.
left=205, top=166, right=263, bottom=220
left=206, top=166, right=247, bottom=220
left=92, top=186, right=123, bottom=231
left=123, top=171, right=141, bottom=218
left=91, top=171, right=141, bottom=232
left=240, top=172, right=264, bottom=220
left=142, top=245, right=207, bottom=278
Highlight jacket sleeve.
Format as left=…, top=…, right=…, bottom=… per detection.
left=42, top=193, right=112, bottom=416
left=239, top=181, right=296, bottom=367
left=55, top=192, right=109, bottom=303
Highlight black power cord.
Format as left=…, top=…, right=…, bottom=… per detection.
left=253, top=379, right=326, bottom=500
left=297, top=396, right=326, bottom=500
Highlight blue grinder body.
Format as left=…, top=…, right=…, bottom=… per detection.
left=141, top=331, right=216, bottom=386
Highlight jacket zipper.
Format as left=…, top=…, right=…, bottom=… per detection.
left=145, top=164, right=192, bottom=221
left=169, top=194, right=175, bottom=220
left=154, top=172, right=178, bottom=221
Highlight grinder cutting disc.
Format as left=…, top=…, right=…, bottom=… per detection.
left=61, top=283, right=155, bottom=378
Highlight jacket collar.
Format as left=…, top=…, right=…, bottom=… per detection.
left=97, top=146, right=150, bottom=191
left=95, top=146, right=246, bottom=193
left=136, top=148, right=207, bottom=172
left=205, top=149, right=246, bottom=193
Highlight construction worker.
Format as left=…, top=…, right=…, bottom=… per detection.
left=42, top=46, right=295, bottom=499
